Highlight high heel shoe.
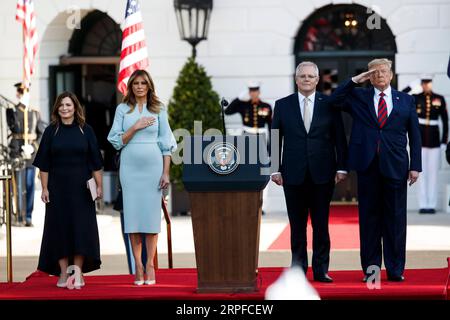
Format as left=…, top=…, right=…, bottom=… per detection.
left=56, top=275, right=68, bottom=288
left=144, top=266, right=156, bottom=285
left=134, top=266, right=145, bottom=286
left=74, top=275, right=85, bottom=288
left=134, top=280, right=144, bottom=286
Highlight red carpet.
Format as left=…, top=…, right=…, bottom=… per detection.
left=1, top=262, right=449, bottom=300
left=269, top=205, right=360, bottom=250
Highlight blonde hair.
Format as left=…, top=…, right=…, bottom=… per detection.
left=368, top=58, right=392, bottom=70
left=122, top=69, right=161, bottom=114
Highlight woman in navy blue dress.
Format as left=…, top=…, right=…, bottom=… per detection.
left=33, top=92, right=103, bottom=288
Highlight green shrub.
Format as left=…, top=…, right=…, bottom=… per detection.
left=168, top=57, right=222, bottom=190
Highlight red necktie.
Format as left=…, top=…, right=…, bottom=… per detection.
left=377, top=92, right=387, bottom=128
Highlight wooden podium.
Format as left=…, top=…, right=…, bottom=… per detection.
left=183, top=135, right=269, bottom=293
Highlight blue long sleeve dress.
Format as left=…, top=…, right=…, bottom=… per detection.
left=107, top=103, right=176, bottom=234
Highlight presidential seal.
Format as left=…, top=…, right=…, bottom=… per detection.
left=207, top=142, right=240, bottom=175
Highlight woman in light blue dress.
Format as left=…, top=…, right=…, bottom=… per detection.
left=108, top=69, right=176, bottom=285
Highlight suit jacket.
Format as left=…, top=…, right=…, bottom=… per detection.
left=446, top=141, right=450, bottom=165
left=271, top=91, right=348, bottom=185
left=331, top=80, right=422, bottom=180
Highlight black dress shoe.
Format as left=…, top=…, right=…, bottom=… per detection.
left=429, top=209, right=436, bottom=214
left=314, top=274, right=333, bottom=283
left=387, top=275, right=404, bottom=282
left=419, top=208, right=427, bottom=214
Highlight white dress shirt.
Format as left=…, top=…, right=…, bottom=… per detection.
left=298, top=91, right=316, bottom=124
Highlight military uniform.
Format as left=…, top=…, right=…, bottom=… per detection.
left=413, top=91, right=448, bottom=212
left=6, top=102, right=46, bottom=225
left=224, top=98, right=272, bottom=135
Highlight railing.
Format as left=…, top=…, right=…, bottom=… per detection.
left=1, top=172, right=13, bottom=283
left=154, top=196, right=173, bottom=269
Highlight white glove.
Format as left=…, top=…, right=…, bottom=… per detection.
left=22, top=144, right=34, bottom=159
left=238, top=89, right=250, bottom=102
left=408, top=78, right=422, bottom=94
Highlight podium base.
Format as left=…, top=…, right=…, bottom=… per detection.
left=197, top=282, right=258, bottom=294
left=190, top=191, right=263, bottom=295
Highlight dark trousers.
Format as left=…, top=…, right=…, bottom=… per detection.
left=283, top=171, right=334, bottom=277
left=14, top=169, right=26, bottom=223
left=357, top=156, right=407, bottom=277
left=25, top=167, right=35, bottom=223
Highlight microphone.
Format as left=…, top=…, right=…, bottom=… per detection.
left=220, top=98, right=228, bottom=136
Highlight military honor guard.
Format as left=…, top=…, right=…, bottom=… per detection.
left=224, top=81, right=272, bottom=137
left=413, top=76, right=448, bottom=214
left=6, top=82, right=46, bottom=226
left=224, top=81, right=273, bottom=215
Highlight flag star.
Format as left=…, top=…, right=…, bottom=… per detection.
left=131, top=0, right=137, bottom=6
left=127, top=8, right=133, bottom=14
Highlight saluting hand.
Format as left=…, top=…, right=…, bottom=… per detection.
left=134, top=116, right=156, bottom=130
left=41, top=189, right=50, bottom=203
left=352, top=69, right=376, bottom=84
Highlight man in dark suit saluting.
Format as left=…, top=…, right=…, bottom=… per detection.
left=331, top=59, right=422, bottom=282
left=271, top=61, right=348, bottom=283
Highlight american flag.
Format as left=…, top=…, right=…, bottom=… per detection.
left=16, top=0, right=38, bottom=90
left=117, top=0, right=149, bottom=94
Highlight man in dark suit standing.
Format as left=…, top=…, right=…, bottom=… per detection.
left=271, top=61, right=348, bottom=283
left=332, top=59, right=422, bottom=282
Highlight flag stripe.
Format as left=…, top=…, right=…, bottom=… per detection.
left=122, top=22, right=145, bottom=39
left=117, top=0, right=149, bottom=95
left=123, top=12, right=144, bottom=30
left=119, top=59, right=150, bottom=83
left=119, top=46, right=149, bottom=70
left=121, top=29, right=146, bottom=51
left=120, top=40, right=147, bottom=61
left=16, top=0, right=39, bottom=90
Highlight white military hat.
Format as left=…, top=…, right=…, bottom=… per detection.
left=247, top=80, right=261, bottom=90
left=420, top=74, right=433, bottom=82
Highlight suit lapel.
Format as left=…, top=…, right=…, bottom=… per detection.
left=291, top=93, right=307, bottom=133
left=309, top=92, right=322, bottom=132
left=385, top=89, right=400, bottom=127
left=367, top=87, right=379, bottom=125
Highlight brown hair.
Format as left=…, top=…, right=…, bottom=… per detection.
left=122, top=69, right=161, bottom=114
left=50, top=91, right=86, bottom=129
